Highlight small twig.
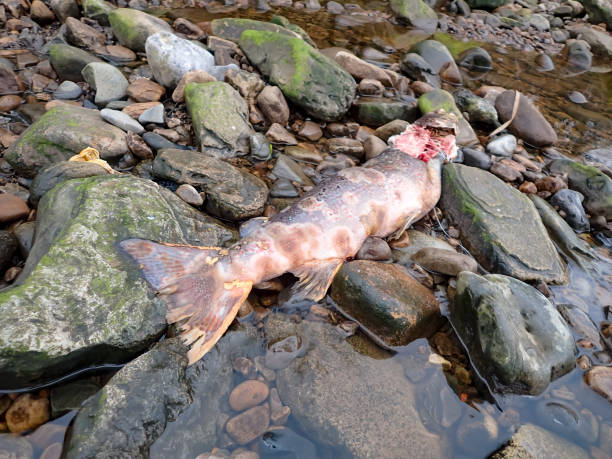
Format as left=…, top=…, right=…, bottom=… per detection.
left=488, top=89, right=520, bottom=138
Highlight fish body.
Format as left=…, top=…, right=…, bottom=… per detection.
left=121, top=112, right=458, bottom=364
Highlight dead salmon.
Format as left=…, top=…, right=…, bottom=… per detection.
left=121, top=111, right=458, bottom=364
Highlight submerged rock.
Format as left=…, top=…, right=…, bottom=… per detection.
left=441, top=164, right=567, bottom=283
left=266, top=313, right=447, bottom=458
left=452, top=272, right=575, bottom=395
left=238, top=30, right=356, bottom=121
left=153, top=148, right=268, bottom=220
left=184, top=82, right=254, bottom=158
left=0, top=175, right=233, bottom=388
left=4, top=105, right=128, bottom=178
left=108, top=8, right=171, bottom=52
left=331, top=261, right=442, bottom=348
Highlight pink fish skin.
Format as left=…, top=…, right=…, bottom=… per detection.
left=121, top=111, right=458, bottom=364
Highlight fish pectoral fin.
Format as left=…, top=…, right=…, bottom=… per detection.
left=388, top=215, right=417, bottom=240
left=290, top=258, right=344, bottom=303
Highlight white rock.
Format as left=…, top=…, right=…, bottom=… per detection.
left=100, top=108, right=145, bottom=134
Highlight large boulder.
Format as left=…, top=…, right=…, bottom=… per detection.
left=440, top=164, right=567, bottom=283
left=330, top=261, right=442, bottom=348
left=0, top=175, right=234, bottom=389
left=184, top=82, right=254, bottom=158
left=546, top=158, right=612, bottom=218
left=238, top=30, right=356, bottom=121
left=495, top=90, right=558, bottom=147
left=108, top=8, right=171, bottom=52
left=390, top=0, right=438, bottom=33
left=152, top=148, right=268, bottom=221
left=580, top=0, right=612, bottom=29
left=210, top=17, right=301, bottom=43
left=418, top=89, right=478, bottom=146
left=266, top=314, right=448, bottom=458
left=4, top=105, right=128, bottom=178
left=145, top=32, right=237, bottom=88
left=452, top=272, right=575, bottom=395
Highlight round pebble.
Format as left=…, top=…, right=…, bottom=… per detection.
left=229, top=380, right=270, bottom=412
left=175, top=184, right=203, bottom=206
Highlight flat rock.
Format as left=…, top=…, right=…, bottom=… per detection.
left=184, top=82, right=254, bottom=158
left=127, top=78, right=166, bottom=102
left=441, top=164, right=566, bottom=283
left=453, top=272, right=575, bottom=395
left=81, top=62, right=128, bottom=105
left=495, top=90, right=558, bottom=147
left=492, top=424, right=589, bottom=459
left=229, top=380, right=270, bottom=412
left=584, top=366, right=612, bottom=401
left=153, top=148, right=268, bottom=220
left=108, top=8, right=171, bottom=52
left=238, top=30, right=356, bottom=121
left=266, top=313, right=447, bottom=458
left=65, top=16, right=105, bottom=50
left=0, top=175, right=233, bottom=388
left=225, top=404, right=270, bottom=444
left=331, top=260, right=442, bottom=348
left=100, top=108, right=145, bottom=133
left=4, top=105, right=128, bottom=178
left=412, top=247, right=478, bottom=275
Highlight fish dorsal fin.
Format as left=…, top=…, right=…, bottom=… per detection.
left=289, top=258, right=344, bottom=303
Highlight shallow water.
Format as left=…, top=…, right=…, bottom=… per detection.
left=1, top=2, right=611, bottom=458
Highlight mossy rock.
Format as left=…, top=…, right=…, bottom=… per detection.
left=4, top=105, right=128, bottom=178
left=238, top=30, right=356, bottom=121
left=269, top=15, right=315, bottom=47
left=82, top=0, right=115, bottom=25
left=356, top=98, right=419, bottom=127
left=418, top=89, right=478, bottom=146
left=464, top=0, right=507, bottom=9
left=184, top=81, right=253, bottom=158
left=390, top=0, right=438, bottom=33
left=210, top=17, right=300, bottom=43
left=440, top=163, right=567, bottom=283
left=49, top=43, right=102, bottom=82
left=0, top=175, right=234, bottom=389
left=108, top=8, right=171, bottom=52
left=547, top=159, right=612, bottom=218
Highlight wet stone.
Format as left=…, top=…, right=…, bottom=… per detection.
left=270, top=179, right=299, bottom=198
left=13, top=222, right=35, bottom=258
left=412, top=248, right=478, bottom=276
left=0, top=231, right=18, bottom=272
left=549, top=189, right=590, bottom=233
left=259, top=428, right=316, bottom=459
left=0, top=194, right=29, bottom=223
left=6, top=393, right=50, bottom=433
left=100, top=108, right=145, bottom=134
left=297, top=121, right=323, bottom=141
left=327, top=137, right=364, bottom=159
left=229, top=380, right=270, bottom=412
left=175, top=184, right=203, bottom=207
left=272, top=154, right=313, bottom=186
left=584, top=366, right=612, bottom=402
left=50, top=379, right=100, bottom=417
left=364, top=135, right=388, bottom=160
left=264, top=335, right=306, bottom=370
left=225, top=404, right=270, bottom=445
left=356, top=236, right=392, bottom=261
left=138, top=104, right=164, bottom=125
left=53, top=80, right=82, bottom=100
left=249, top=133, right=272, bottom=161
left=461, top=147, right=491, bottom=170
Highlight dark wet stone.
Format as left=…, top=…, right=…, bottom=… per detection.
left=557, top=304, right=602, bottom=349
left=153, top=148, right=268, bottom=220
left=13, top=221, right=35, bottom=258
left=355, top=236, right=392, bottom=261
left=410, top=40, right=454, bottom=74
left=550, top=189, right=590, bottom=233
left=265, top=313, right=447, bottom=457
left=547, top=158, right=612, bottom=218
left=49, top=43, right=101, bottom=82
left=441, top=164, right=566, bottom=283
left=356, top=98, right=418, bottom=127
left=567, top=40, right=592, bottom=70
left=492, top=423, right=589, bottom=459
left=453, top=88, right=499, bottom=128
left=264, top=335, right=306, bottom=370
left=457, top=47, right=492, bottom=70
left=331, top=260, right=442, bottom=348
left=249, top=133, right=272, bottom=161
left=270, top=178, right=299, bottom=198
left=0, top=176, right=233, bottom=389
left=580, top=0, right=612, bottom=28
left=390, top=0, right=438, bottom=33
left=142, top=131, right=184, bottom=151
left=374, top=119, right=410, bottom=142
left=272, top=154, right=313, bottom=186
left=400, top=53, right=440, bottom=88
left=50, top=379, right=101, bottom=417
left=0, top=231, right=18, bottom=273
left=452, top=272, right=575, bottom=395
left=259, top=428, right=316, bottom=459
left=461, top=147, right=491, bottom=170
left=30, top=161, right=109, bottom=205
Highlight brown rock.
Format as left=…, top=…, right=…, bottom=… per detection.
left=326, top=122, right=350, bottom=137
left=364, top=135, right=387, bottom=160
left=65, top=17, right=105, bottom=50
left=16, top=52, right=40, bottom=70
left=374, top=119, right=409, bottom=142
left=585, top=366, right=612, bottom=401
left=127, top=79, right=166, bottom=102
left=495, top=90, right=558, bottom=147
left=512, top=154, right=542, bottom=172
left=535, top=175, right=567, bottom=193
left=229, top=380, right=270, bottom=412
left=266, top=123, right=297, bottom=145
left=474, top=85, right=505, bottom=104
left=355, top=125, right=375, bottom=142
left=172, top=70, right=215, bottom=103
left=334, top=51, right=393, bottom=86
left=6, top=393, right=50, bottom=433
left=439, top=61, right=462, bottom=85
left=499, top=158, right=526, bottom=174
left=412, top=248, right=478, bottom=276
left=30, top=0, right=55, bottom=24
left=356, top=237, right=392, bottom=261
left=173, top=17, right=204, bottom=38
left=122, top=102, right=160, bottom=119
left=103, top=45, right=137, bottom=63
left=257, top=86, right=290, bottom=126
left=0, top=194, right=29, bottom=223
left=31, top=73, right=53, bottom=92
left=0, top=95, right=22, bottom=112
left=358, top=78, right=384, bottom=96
left=284, top=144, right=324, bottom=163
left=328, top=137, right=364, bottom=159
left=490, top=161, right=523, bottom=182
left=0, top=60, right=22, bottom=93
left=126, top=131, right=153, bottom=159
left=297, top=121, right=322, bottom=141
left=225, top=404, right=270, bottom=444
left=45, top=99, right=81, bottom=110
left=519, top=181, right=538, bottom=194
left=36, top=60, right=56, bottom=79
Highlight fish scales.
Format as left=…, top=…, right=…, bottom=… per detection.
left=121, top=111, right=459, bottom=364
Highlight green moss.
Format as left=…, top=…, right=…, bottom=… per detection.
left=432, top=32, right=480, bottom=58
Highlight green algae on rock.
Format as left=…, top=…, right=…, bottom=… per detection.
left=49, top=43, right=102, bottom=82
left=452, top=272, right=575, bottom=395
left=355, top=98, right=419, bottom=127
left=184, top=81, right=254, bottom=157
left=210, top=17, right=301, bottom=43
left=4, top=105, right=128, bottom=178
left=82, top=0, right=115, bottom=25
left=390, top=0, right=438, bottom=33
left=0, top=175, right=234, bottom=389
left=440, top=163, right=567, bottom=283
left=108, top=8, right=171, bottom=52
left=238, top=30, right=356, bottom=121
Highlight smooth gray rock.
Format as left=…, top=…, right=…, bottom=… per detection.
left=440, top=164, right=567, bottom=283
left=0, top=175, right=233, bottom=388
left=457, top=47, right=492, bottom=70
left=153, top=148, right=268, bottom=221
left=0, top=435, right=33, bottom=458
left=272, top=154, right=313, bottom=186
left=492, top=424, right=589, bottom=459
left=138, top=103, right=164, bottom=125
left=108, top=8, right=171, bottom=52
left=452, top=272, right=575, bottom=395
left=49, top=43, right=102, bottom=82
left=410, top=40, right=454, bottom=74
left=249, top=133, right=272, bottom=161
left=145, top=32, right=237, bottom=88
left=82, top=62, right=129, bottom=105
left=461, top=147, right=491, bottom=170
left=486, top=134, right=517, bottom=157
left=100, top=108, right=145, bottom=134
left=53, top=80, right=82, bottom=100
left=550, top=189, right=590, bottom=233
left=4, top=105, right=128, bottom=178
left=400, top=53, right=440, bottom=88
left=266, top=314, right=448, bottom=458
left=390, top=0, right=438, bottom=33
left=454, top=88, right=499, bottom=128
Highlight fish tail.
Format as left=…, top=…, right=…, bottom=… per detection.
left=120, top=238, right=252, bottom=364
